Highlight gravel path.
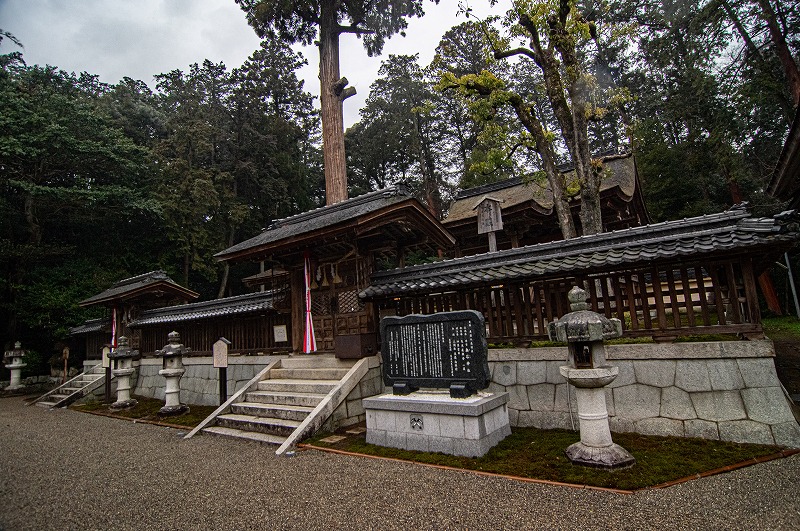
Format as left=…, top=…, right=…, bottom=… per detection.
left=1, top=396, right=799, bottom=530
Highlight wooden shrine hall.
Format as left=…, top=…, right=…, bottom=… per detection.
left=214, top=184, right=455, bottom=354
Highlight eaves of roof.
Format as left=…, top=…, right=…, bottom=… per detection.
left=360, top=208, right=798, bottom=299
left=128, top=290, right=283, bottom=327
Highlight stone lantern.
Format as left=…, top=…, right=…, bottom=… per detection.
left=4, top=342, right=27, bottom=391
left=108, top=336, right=139, bottom=410
left=548, top=286, right=635, bottom=469
left=155, top=331, right=189, bottom=416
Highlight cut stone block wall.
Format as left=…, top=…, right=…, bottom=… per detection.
left=86, top=356, right=286, bottom=406
left=324, top=364, right=383, bottom=432
left=487, top=341, right=800, bottom=448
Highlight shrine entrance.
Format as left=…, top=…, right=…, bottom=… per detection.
left=310, top=258, right=370, bottom=352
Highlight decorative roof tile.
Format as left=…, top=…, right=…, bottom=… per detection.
left=128, top=290, right=285, bottom=327
left=78, top=270, right=198, bottom=307
left=360, top=207, right=799, bottom=299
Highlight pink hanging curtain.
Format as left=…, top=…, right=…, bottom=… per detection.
left=303, top=252, right=317, bottom=353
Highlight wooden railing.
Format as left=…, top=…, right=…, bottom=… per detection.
left=376, top=258, right=762, bottom=343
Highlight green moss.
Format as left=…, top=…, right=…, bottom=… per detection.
left=71, top=395, right=217, bottom=427
left=305, top=427, right=782, bottom=490
left=763, top=316, right=800, bottom=341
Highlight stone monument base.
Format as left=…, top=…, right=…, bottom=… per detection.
left=159, top=404, right=189, bottom=416
left=565, top=441, right=635, bottom=469
left=364, top=391, right=511, bottom=458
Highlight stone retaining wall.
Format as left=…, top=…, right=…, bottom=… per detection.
left=324, top=362, right=383, bottom=432
left=85, top=356, right=286, bottom=406
left=487, top=341, right=800, bottom=447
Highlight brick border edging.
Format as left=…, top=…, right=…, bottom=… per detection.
left=299, top=444, right=800, bottom=494
left=76, top=408, right=193, bottom=430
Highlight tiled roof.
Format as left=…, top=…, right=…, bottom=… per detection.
left=128, top=290, right=284, bottom=327
left=69, top=318, right=108, bottom=336
left=361, top=207, right=799, bottom=299
left=444, top=153, right=637, bottom=224
left=215, top=184, right=436, bottom=260
left=78, top=270, right=199, bottom=307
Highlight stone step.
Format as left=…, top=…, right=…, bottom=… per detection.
left=245, top=390, right=326, bottom=408
left=202, top=426, right=287, bottom=446
left=60, top=387, right=82, bottom=393
left=49, top=394, right=72, bottom=402
left=257, top=379, right=339, bottom=394
left=278, top=355, right=357, bottom=369
left=269, top=367, right=351, bottom=380
left=215, top=413, right=300, bottom=437
left=230, top=402, right=314, bottom=422
left=35, top=401, right=58, bottom=408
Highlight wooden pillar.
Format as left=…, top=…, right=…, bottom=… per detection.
left=290, top=268, right=305, bottom=353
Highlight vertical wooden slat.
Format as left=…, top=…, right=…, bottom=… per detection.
left=637, top=270, right=653, bottom=330
left=651, top=266, right=668, bottom=330
left=512, top=284, right=526, bottom=337
left=624, top=272, right=639, bottom=331
left=708, top=265, right=728, bottom=325
left=694, top=266, right=711, bottom=326
left=679, top=267, right=696, bottom=327
left=587, top=277, right=600, bottom=315
left=741, top=258, right=761, bottom=325
left=724, top=262, right=743, bottom=324
left=665, top=268, right=682, bottom=329
left=598, top=277, right=613, bottom=318
left=521, top=282, right=534, bottom=336
left=612, top=275, right=625, bottom=323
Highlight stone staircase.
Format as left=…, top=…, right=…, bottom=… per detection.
left=31, top=364, right=108, bottom=408
left=200, top=355, right=358, bottom=447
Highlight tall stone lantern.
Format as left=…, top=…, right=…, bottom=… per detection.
left=548, top=286, right=635, bottom=469
left=4, top=342, right=27, bottom=391
left=108, top=336, right=139, bottom=410
left=155, top=331, right=189, bottom=416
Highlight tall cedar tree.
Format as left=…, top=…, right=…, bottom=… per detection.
left=236, top=0, right=435, bottom=205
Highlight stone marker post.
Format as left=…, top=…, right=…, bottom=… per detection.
left=549, top=286, right=635, bottom=469
left=4, top=342, right=27, bottom=391
left=108, top=336, right=139, bottom=410
left=155, top=331, right=189, bottom=416
left=213, top=337, right=231, bottom=405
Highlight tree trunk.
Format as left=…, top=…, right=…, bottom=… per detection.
left=319, top=0, right=348, bottom=205
left=511, top=98, right=577, bottom=239
left=756, top=0, right=800, bottom=106
left=24, top=194, right=41, bottom=245
left=183, top=252, right=190, bottom=288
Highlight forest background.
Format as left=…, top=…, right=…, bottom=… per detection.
left=1, top=0, right=798, bottom=372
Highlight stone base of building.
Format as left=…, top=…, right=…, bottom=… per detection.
left=159, top=404, right=188, bottom=416
left=364, top=391, right=511, bottom=458
left=110, top=398, right=138, bottom=411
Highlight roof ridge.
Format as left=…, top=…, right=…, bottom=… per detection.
left=138, top=290, right=282, bottom=317
left=371, top=209, right=751, bottom=280
left=271, top=185, right=409, bottom=229
left=113, top=270, right=170, bottom=287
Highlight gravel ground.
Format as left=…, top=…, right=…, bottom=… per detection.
left=1, top=396, right=799, bottom=531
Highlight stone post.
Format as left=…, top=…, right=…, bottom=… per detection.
left=155, top=331, right=189, bottom=416
left=549, top=286, right=635, bottom=469
left=108, top=336, right=139, bottom=410
left=4, top=342, right=27, bottom=391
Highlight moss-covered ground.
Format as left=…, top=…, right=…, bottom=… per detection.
left=71, top=395, right=217, bottom=428
left=304, top=426, right=790, bottom=491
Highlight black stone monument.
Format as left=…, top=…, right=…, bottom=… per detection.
left=380, top=310, right=490, bottom=398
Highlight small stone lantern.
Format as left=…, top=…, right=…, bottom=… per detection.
left=108, top=336, right=139, bottom=410
left=548, top=286, right=635, bottom=469
left=155, top=331, right=189, bottom=416
left=4, top=342, right=27, bottom=391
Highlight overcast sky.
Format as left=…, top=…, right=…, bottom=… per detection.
left=0, top=0, right=510, bottom=127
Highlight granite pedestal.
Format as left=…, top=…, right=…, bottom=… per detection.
left=364, top=391, right=511, bottom=457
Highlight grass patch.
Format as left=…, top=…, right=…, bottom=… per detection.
left=305, top=426, right=783, bottom=490
left=72, top=395, right=217, bottom=428
left=763, top=316, right=800, bottom=341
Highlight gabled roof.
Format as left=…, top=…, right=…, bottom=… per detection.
left=360, top=207, right=799, bottom=299
left=444, top=153, right=641, bottom=225
left=215, top=184, right=455, bottom=263
left=767, top=106, right=800, bottom=209
left=78, top=270, right=199, bottom=308
left=69, top=318, right=109, bottom=336
left=128, top=290, right=284, bottom=327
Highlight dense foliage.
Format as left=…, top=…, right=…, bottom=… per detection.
left=0, top=33, right=322, bottom=363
